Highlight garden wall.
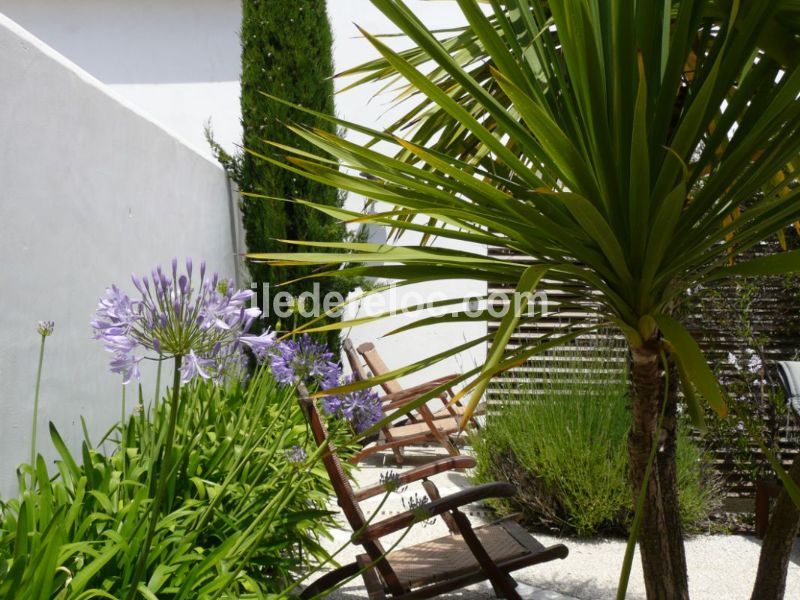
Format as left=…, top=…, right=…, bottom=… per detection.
left=0, top=0, right=242, bottom=160
left=0, top=15, right=237, bottom=497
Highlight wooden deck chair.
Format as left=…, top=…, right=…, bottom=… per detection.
left=342, top=339, right=461, bottom=464
left=296, top=385, right=569, bottom=600
left=357, top=341, right=484, bottom=427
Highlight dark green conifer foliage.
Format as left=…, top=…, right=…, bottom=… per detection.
left=214, top=0, right=353, bottom=348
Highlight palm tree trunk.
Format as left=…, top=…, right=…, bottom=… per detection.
left=629, top=343, right=689, bottom=600
left=750, top=451, right=800, bottom=600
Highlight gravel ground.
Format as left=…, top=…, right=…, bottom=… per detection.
left=315, top=447, right=800, bottom=599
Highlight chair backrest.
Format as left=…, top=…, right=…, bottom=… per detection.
left=777, top=361, right=800, bottom=419
left=343, top=338, right=371, bottom=381
left=295, top=384, right=403, bottom=592
left=358, top=342, right=404, bottom=395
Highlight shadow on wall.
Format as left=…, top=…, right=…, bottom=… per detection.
left=0, top=0, right=241, bottom=84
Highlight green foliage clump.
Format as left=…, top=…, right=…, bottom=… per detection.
left=472, top=345, right=723, bottom=536
left=0, top=369, right=343, bottom=598
left=211, top=0, right=355, bottom=348
left=682, top=241, right=800, bottom=490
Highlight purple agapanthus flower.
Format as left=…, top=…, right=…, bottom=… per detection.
left=285, top=444, right=307, bottom=465
left=269, top=334, right=342, bottom=390
left=110, top=352, right=144, bottom=385
left=321, top=375, right=383, bottom=434
left=180, top=350, right=215, bottom=383
left=240, top=331, right=277, bottom=361
left=92, top=258, right=269, bottom=384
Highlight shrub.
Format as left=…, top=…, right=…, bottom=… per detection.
left=472, top=344, right=723, bottom=536
left=0, top=368, right=344, bottom=598
left=209, top=0, right=356, bottom=349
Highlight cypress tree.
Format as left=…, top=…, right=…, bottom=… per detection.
left=214, top=0, right=353, bottom=349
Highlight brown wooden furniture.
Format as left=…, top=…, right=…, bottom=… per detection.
left=343, top=339, right=463, bottom=464
left=296, top=385, right=569, bottom=600
left=357, top=341, right=484, bottom=427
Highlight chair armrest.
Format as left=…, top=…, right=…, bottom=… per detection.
left=353, top=482, right=515, bottom=542
left=353, top=456, right=476, bottom=501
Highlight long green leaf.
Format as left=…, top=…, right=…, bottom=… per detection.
left=654, top=313, right=727, bottom=417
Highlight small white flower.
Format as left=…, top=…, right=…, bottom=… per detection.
left=37, top=320, right=55, bottom=337
left=746, top=353, right=763, bottom=374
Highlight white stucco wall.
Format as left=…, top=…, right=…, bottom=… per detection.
left=0, top=14, right=236, bottom=497
left=0, top=0, right=242, bottom=159
left=329, top=4, right=487, bottom=400
left=0, top=1, right=487, bottom=494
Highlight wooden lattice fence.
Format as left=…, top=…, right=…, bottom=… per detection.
left=486, top=237, right=800, bottom=499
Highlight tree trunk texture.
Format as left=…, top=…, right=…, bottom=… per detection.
left=629, top=343, right=689, bottom=600
left=750, top=451, right=800, bottom=600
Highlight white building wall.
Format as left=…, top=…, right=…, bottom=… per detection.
left=0, top=0, right=487, bottom=496
left=329, top=3, right=487, bottom=400
left=0, top=0, right=243, bottom=159
left=0, top=14, right=236, bottom=496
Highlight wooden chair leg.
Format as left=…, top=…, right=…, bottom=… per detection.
left=418, top=404, right=460, bottom=457
left=451, top=509, right=522, bottom=600
left=383, top=426, right=405, bottom=465
left=422, top=479, right=460, bottom=534
left=391, top=446, right=405, bottom=465
left=357, top=554, right=387, bottom=600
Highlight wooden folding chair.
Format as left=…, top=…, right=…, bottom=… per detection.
left=342, top=339, right=461, bottom=464
left=296, top=385, right=569, bottom=600
left=357, top=341, right=484, bottom=427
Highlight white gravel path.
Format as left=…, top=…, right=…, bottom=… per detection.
left=315, top=447, right=800, bottom=599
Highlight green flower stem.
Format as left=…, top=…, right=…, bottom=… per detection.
left=153, top=354, right=163, bottom=410
left=127, top=354, right=183, bottom=600
left=30, top=333, right=47, bottom=468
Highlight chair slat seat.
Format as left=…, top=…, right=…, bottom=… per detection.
left=386, top=417, right=460, bottom=441
left=370, top=518, right=550, bottom=589
left=343, top=339, right=465, bottom=463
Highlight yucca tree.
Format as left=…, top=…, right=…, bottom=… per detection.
left=247, top=1, right=800, bottom=597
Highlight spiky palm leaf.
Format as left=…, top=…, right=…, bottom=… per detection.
left=252, top=0, right=799, bottom=420
left=246, top=1, right=800, bottom=595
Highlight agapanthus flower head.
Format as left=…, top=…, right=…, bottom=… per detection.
left=92, top=258, right=269, bottom=384
left=285, top=444, right=307, bottom=465
left=269, top=334, right=342, bottom=389
left=403, top=493, right=433, bottom=525
left=746, top=351, right=763, bottom=374
left=37, top=321, right=55, bottom=337
left=321, top=375, right=382, bottom=434
left=379, top=470, right=405, bottom=494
